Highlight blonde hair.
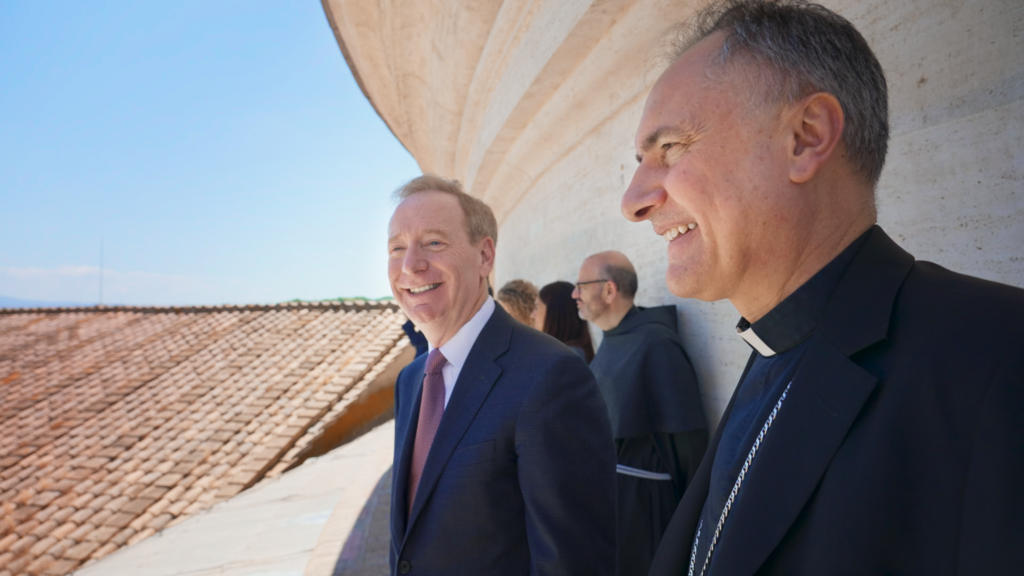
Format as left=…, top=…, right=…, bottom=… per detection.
left=496, top=279, right=538, bottom=324
left=394, top=174, right=499, bottom=246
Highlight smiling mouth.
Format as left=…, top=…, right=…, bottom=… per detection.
left=408, top=283, right=441, bottom=295
left=663, top=223, right=698, bottom=242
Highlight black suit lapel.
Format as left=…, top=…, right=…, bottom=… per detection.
left=817, top=227, right=915, bottom=356
left=649, top=352, right=754, bottom=575
left=709, top=335, right=878, bottom=575
left=402, top=306, right=512, bottom=543
left=706, top=227, right=915, bottom=575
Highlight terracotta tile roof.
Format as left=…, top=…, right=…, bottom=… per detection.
left=0, top=301, right=409, bottom=576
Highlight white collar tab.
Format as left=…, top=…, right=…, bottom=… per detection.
left=736, top=324, right=777, bottom=357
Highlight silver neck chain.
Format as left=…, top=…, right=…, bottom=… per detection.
left=689, top=381, right=792, bottom=576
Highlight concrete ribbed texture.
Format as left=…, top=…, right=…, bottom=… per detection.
left=323, top=0, right=1024, bottom=430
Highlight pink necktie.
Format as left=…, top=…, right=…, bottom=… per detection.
left=408, top=349, right=447, bottom=516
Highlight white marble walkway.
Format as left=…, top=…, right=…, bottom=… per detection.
left=74, top=422, right=395, bottom=576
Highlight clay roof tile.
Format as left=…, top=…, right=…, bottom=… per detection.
left=0, top=303, right=408, bottom=573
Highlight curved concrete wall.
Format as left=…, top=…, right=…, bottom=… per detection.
left=324, top=0, right=1024, bottom=429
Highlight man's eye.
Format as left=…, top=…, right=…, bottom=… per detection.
left=663, top=142, right=688, bottom=165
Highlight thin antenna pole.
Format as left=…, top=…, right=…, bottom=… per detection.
left=99, top=236, right=104, bottom=306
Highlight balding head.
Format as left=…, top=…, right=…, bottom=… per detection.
left=586, top=251, right=638, bottom=300
left=574, top=251, right=639, bottom=331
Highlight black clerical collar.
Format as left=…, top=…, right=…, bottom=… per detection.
left=736, top=228, right=873, bottom=357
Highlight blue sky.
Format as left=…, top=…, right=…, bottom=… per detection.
left=0, top=2, right=421, bottom=306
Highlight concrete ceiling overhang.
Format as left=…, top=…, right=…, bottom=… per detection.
left=321, top=0, right=696, bottom=223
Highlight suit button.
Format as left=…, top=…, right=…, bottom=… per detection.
left=398, top=560, right=412, bottom=573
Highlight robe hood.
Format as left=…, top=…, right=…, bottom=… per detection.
left=591, top=305, right=706, bottom=438
left=605, top=305, right=679, bottom=337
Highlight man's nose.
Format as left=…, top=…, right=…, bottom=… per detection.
left=401, top=245, right=428, bottom=275
left=621, top=163, right=667, bottom=222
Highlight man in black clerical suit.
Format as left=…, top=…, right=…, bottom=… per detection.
left=620, top=1, right=1024, bottom=575
left=573, top=250, right=707, bottom=576
left=387, top=174, right=616, bottom=576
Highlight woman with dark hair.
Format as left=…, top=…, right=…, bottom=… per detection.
left=532, top=281, right=595, bottom=362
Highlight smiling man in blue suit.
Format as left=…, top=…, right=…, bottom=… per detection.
left=385, top=174, right=617, bottom=576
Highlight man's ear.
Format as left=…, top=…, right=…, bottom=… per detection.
left=479, top=237, right=496, bottom=277
left=603, top=280, right=618, bottom=304
left=786, top=92, right=845, bottom=184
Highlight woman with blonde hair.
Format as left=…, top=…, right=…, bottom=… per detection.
left=496, top=279, right=538, bottom=325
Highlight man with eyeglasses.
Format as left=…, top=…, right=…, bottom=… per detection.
left=573, top=250, right=708, bottom=576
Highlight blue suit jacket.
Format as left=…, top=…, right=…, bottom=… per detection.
left=390, top=304, right=617, bottom=576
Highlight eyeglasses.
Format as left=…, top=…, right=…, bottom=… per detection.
left=574, top=279, right=609, bottom=291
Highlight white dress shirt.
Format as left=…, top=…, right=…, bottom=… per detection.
left=428, top=296, right=495, bottom=408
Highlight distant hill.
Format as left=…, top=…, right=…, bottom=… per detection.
left=0, top=296, right=96, bottom=309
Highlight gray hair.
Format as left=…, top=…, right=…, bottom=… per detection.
left=394, top=174, right=499, bottom=246
left=605, top=263, right=638, bottom=300
left=671, top=0, right=889, bottom=185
